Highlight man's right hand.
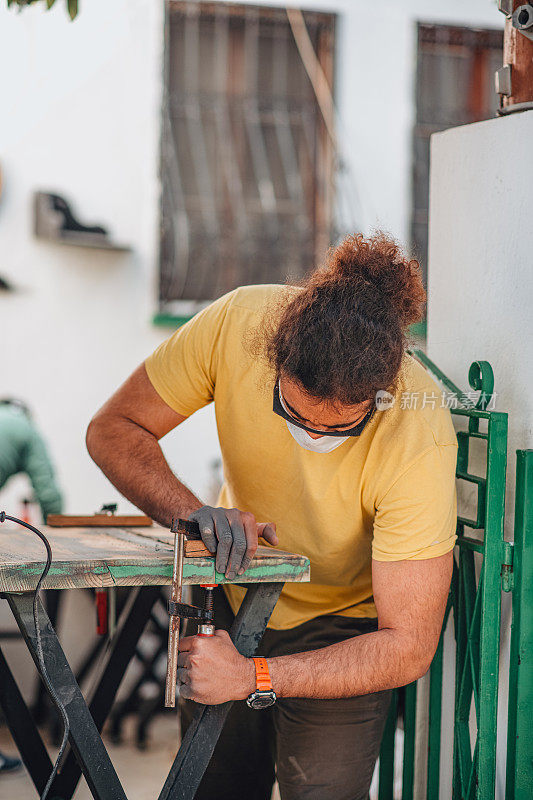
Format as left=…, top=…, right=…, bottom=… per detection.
left=188, top=506, right=278, bottom=580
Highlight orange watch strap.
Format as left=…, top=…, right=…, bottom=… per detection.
left=252, top=657, right=273, bottom=692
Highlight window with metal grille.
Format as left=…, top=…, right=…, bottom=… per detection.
left=412, top=23, right=503, bottom=281
left=159, top=1, right=336, bottom=317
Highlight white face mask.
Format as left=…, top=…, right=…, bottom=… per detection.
left=278, top=385, right=348, bottom=454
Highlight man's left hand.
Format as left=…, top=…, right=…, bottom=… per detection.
left=177, top=630, right=256, bottom=705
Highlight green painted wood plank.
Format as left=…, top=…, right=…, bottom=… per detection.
left=0, top=554, right=310, bottom=592
left=0, top=525, right=310, bottom=592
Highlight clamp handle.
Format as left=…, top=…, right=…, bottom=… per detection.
left=174, top=518, right=202, bottom=540
left=167, top=600, right=214, bottom=622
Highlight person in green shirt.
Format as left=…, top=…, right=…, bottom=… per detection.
left=0, top=398, right=63, bottom=773
left=0, top=399, right=63, bottom=522
left=0, top=398, right=64, bottom=772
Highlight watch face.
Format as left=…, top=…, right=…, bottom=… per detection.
left=247, top=690, right=276, bottom=709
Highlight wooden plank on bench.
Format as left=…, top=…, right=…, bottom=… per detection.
left=0, top=525, right=310, bottom=592
left=47, top=514, right=152, bottom=527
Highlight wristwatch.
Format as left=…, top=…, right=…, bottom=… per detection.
left=246, top=657, right=277, bottom=709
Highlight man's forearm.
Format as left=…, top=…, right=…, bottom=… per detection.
left=86, top=416, right=201, bottom=527
left=265, top=627, right=432, bottom=700
left=179, top=555, right=450, bottom=706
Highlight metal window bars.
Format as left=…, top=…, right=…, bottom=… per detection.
left=375, top=351, right=532, bottom=799
left=159, top=2, right=358, bottom=316
left=411, top=24, right=503, bottom=277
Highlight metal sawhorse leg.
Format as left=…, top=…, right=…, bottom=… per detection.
left=0, top=581, right=283, bottom=800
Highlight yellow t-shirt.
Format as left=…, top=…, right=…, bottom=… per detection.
left=145, top=285, right=458, bottom=630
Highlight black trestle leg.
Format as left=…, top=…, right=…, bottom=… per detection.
left=5, top=591, right=128, bottom=800
left=49, top=586, right=160, bottom=800
left=0, top=644, right=53, bottom=796
left=32, top=589, right=62, bottom=727
left=158, top=581, right=284, bottom=800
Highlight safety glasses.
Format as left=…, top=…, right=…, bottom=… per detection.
left=273, top=382, right=375, bottom=437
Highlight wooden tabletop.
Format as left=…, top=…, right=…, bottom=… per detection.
left=0, top=525, right=310, bottom=593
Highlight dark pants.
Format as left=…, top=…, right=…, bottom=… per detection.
left=180, top=588, right=391, bottom=800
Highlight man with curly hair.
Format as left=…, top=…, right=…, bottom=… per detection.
left=87, top=233, right=457, bottom=800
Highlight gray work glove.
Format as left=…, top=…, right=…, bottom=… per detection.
left=188, top=506, right=278, bottom=580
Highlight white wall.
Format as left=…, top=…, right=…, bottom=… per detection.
left=428, top=111, right=533, bottom=530
left=428, top=110, right=533, bottom=799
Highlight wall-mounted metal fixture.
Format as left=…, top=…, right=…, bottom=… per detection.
left=512, top=4, right=533, bottom=41
left=495, top=64, right=512, bottom=97
left=498, top=0, right=514, bottom=15
left=497, top=1, right=533, bottom=114
left=33, top=191, right=131, bottom=251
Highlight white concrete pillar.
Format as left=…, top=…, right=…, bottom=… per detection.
left=427, top=109, right=533, bottom=799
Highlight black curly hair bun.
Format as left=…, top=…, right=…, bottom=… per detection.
left=321, top=232, right=426, bottom=329
left=262, top=231, right=426, bottom=405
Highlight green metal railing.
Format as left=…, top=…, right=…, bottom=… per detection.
left=505, top=450, right=533, bottom=800
left=376, top=352, right=514, bottom=799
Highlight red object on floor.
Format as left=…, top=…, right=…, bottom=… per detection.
left=95, top=589, right=108, bottom=635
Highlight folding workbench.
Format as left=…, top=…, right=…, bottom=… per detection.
left=0, top=524, right=310, bottom=800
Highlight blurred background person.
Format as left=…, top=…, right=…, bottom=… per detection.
left=0, top=398, right=63, bottom=523
left=0, top=397, right=64, bottom=765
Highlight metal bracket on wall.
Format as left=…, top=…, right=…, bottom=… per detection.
left=498, top=0, right=515, bottom=14
left=495, top=64, right=512, bottom=97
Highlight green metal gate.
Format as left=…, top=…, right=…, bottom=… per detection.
left=374, top=352, right=531, bottom=799
left=505, top=449, right=533, bottom=800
